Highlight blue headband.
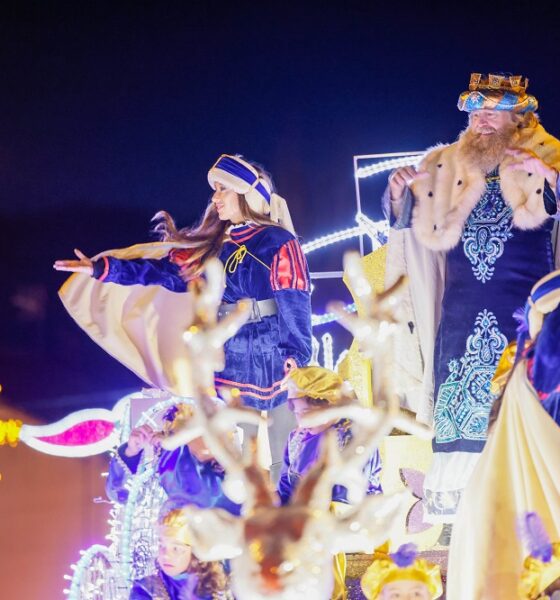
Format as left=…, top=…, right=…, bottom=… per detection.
left=531, top=273, right=560, bottom=305
left=213, top=155, right=271, bottom=204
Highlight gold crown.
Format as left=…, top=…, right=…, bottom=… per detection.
left=361, top=551, right=443, bottom=599
left=158, top=509, right=193, bottom=545
left=469, top=73, right=529, bottom=93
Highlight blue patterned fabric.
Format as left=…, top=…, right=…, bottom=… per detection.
left=92, top=223, right=312, bottom=410
left=130, top=569, right=212, bottom=600
left=277, top=419, right=383, bottom=504
left=433, top=170, right=555, bottom=452
left=106, top=444, right=241, bottom=515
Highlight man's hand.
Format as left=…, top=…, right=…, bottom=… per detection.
left=505, top=148, right=558, bottom=187
left=388, top=167, right=428, bottom=202
left=124, top=424, right=156, bottom=457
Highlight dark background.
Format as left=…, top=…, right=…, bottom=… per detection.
left=1, top=1, right=559, bottom=420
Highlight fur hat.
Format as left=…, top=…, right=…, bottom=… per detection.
left=208, top=154, right=295, bottom=234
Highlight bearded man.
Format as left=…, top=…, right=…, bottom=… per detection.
left=383, top=73, right=560, bottom=541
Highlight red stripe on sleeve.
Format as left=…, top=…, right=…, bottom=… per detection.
left=271, top=240, right=310, bottom=291
left=98, top=256, right=110, bottom=282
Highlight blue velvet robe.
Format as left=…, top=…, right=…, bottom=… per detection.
left=383, top=172, right=559, bottom=520
left=92, top=223, right=312, bottom=410
left=130, top=568, right=214, bottom=600
left=277, top=419, right=383, bottom=504
left=432, top=171, right=555, bottom=454
left=106, top=444, right=241, bottom=515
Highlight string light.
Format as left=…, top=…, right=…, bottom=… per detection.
left=356, top=154, right=422, bottom=179
left=303, top=213, right=388, bottom=327
left=321, top=333, right=334, bottom=371
left=301, top=226, right=362, bottom=254
left=334, top=349, right=349, bottom=372
left=65, top=545, right=115, bottom=599
left=311, top=303, right=357, bottom=327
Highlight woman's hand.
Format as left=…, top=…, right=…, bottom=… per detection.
left=124, top=424, right=156, bottom=457
left=53, top=249, right=94, bottom=275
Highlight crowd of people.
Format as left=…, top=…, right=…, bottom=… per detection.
left=53, top=72, right=560, bottom=599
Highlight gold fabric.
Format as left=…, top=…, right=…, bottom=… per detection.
left=446, top=364, right=560, bottom=599
left=490, top=341, right=518, bottom=396
left=286, top=367, right=347, bottom=405
left=519, top=542, right=560, bottom=599
left=332, top=552, right=348, bottom=600
left=338, top=246, right=387, bottom=408
left=331, top=501, right=350, bottom=600
left=59, top=242, right=198, bottom=397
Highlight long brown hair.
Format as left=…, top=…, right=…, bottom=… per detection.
left=152, top=161, right=280, bottom=279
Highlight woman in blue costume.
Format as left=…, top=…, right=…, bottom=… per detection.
left=383, top=73, right=560, bottom=534
left=55, top=154, right=312, bottom=482
left=106, top=404, right=241, bottom=514
left=130, top=508, right=232, bottom=600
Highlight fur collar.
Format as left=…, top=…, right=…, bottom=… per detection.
left=410, top=124, right=560, bottom=251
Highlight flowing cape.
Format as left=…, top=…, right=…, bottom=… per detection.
left=59, top=242, right=196, bottom=396
left=446, top=363, right=560, bottom=599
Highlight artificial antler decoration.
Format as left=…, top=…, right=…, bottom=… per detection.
left=318, top=251, right=432, bottom=502
left=164, top=251, right=428, bottom=600
left=179, top=436, right=408, bottom=600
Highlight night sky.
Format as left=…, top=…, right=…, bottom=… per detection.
left=1, top=2, right=559, bottom=418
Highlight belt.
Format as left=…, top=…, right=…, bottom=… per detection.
left=217, top=298, right=278, bottom=324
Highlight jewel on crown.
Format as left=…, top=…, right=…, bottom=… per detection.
left=468, top=72, right=528, bottom=93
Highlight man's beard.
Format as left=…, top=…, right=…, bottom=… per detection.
left=458, top=122, right=519, bottom=173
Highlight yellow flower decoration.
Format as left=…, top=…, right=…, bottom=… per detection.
left=0, top=419, right=23, bottom=447
left=361, top=550, right=443, bottom=599
left=519, top=542, right=560, bottom=599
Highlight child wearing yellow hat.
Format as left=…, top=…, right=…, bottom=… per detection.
left=361, top=543, right=443, bottom=600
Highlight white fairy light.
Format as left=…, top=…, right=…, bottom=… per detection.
left=303, top=213, right=388, bottom=328
left=321, top=333, right=334, bottom=371
left=356, top=154, right=422, bottom=179
left=334, top=349, right=348, bottom=372
left=301, top=226, right=362, bottom=254
left=311, top=303, right=357, bottom=327
left=66, top=545, right=115, bottom=600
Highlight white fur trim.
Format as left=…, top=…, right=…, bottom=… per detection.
left=411, top=125, right=560, bottom=251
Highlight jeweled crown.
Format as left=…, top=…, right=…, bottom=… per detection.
left=469, top=73, right=529, bottom=94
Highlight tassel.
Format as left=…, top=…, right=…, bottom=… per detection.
left=390, top=543, right=418, bottom=568
left=518, top=512, right=553, bottom=562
